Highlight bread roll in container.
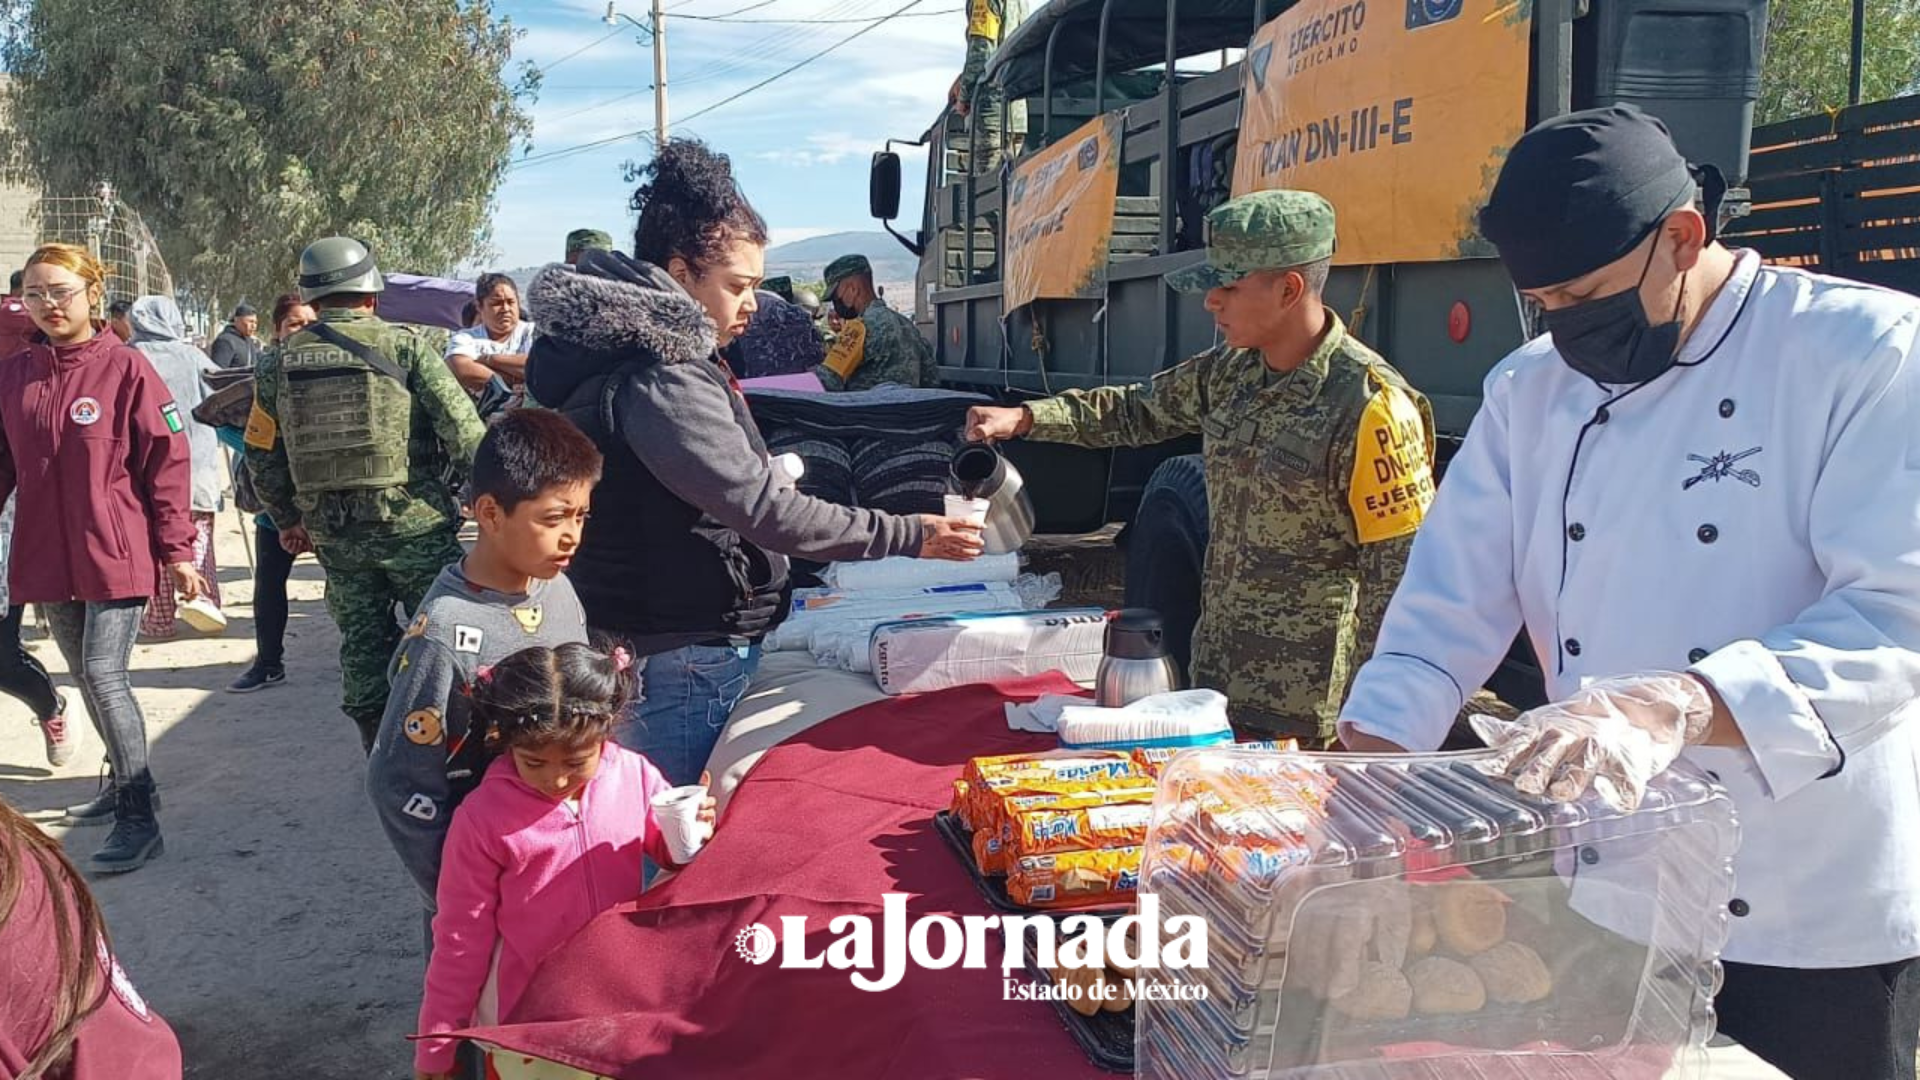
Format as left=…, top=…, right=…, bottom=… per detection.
left=1134, top=746, right=1740, bottom=1079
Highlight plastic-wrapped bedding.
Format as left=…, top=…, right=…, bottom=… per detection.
left=744, top=385, right=989, bottom=441
left=766, top=568, right=1062, bottom=658
left=823, top=554, right=1021, bottom=592
left=868, top=609, right=1110, bottom=695
left=761, top=431, right=855, bottom=508
left=765, top=581, right=1030, bottom=653
left=749, top=387, right=990, bottom=519
left=850, top=437, right=958, bottom=516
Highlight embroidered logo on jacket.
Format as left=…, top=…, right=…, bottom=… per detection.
left=1683, top=447, right=1762, bottom=490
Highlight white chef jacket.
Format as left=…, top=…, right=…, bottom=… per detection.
left=1340, top=250, right=1920, bottom=968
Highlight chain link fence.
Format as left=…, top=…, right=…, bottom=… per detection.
left=34, top=180, right=174, bottom=300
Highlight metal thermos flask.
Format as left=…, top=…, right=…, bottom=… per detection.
left=1095, top=609, right=1181, bottom=707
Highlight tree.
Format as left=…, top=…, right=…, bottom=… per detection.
left=0, top=0, right=535, bottom=307
left=1758, top=0, right=1920, bottom=124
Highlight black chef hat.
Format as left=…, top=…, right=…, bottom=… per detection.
left=1479, top=105, right=1697, bottom=289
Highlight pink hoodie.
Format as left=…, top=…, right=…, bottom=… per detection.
left=415, top=742, right=675, bottom=1073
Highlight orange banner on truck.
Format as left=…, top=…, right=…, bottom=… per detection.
left=1004, top=113, right=1124, bottom=311
left=1232, top=0, right=1531, bottom=264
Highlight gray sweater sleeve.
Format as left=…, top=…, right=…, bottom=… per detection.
left=619, top=364, right=927, bottom=561
left=366, top=637, right=460, bottom=906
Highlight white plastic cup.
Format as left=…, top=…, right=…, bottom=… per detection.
left=652, top=785, right=710, bottom=863
left=943, top=494, right=990, bottom=527
left=771, top=452, right=806, bottom=491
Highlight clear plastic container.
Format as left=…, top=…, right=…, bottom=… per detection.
left=1135, top=748, right=1739, bottom=1080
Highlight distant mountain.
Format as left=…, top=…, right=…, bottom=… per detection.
left=491, top=230, right=923, bottom=308
left=765, top=230, right=918, bottom=289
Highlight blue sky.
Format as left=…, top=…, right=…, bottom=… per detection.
left=482, top=0, right=967, bottom=270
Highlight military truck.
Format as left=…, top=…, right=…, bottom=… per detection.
left=868, top=0, right=1770, bottom=703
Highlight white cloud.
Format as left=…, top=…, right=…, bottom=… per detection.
left=756, top=131, right=874, bottom=168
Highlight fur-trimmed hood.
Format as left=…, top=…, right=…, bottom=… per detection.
left=524, top=249, right=718, bottom=408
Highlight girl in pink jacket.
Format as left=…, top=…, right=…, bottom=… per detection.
left=413, top=643, right=715, bottom=1079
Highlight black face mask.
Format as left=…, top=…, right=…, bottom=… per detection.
left=831, top=296, right=859, bottom=321
left=1543, top=240, right=1686, bottom=386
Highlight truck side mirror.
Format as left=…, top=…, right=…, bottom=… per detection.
left=870, top=152, right=903, bottom=221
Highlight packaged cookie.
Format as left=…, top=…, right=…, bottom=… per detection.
left=1007, top=846, right=1143, bottom=909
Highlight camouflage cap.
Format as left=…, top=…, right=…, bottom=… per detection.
left=565, top=228, right=613, bottom=258
left=1166, top=190, right=1337, bottom=293
left=822, top=254, right=872, bottom=292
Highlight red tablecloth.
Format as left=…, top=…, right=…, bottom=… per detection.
left=456, top=675, right=1112, bottom=1080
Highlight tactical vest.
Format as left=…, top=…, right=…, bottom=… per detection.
left=278, top=326, right=413, bottom=494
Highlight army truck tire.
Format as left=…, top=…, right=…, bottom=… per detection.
left=1123, top=454, right=1208, bottom=680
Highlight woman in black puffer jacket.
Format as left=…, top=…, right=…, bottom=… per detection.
left=524, top=139, right=982, bottom=787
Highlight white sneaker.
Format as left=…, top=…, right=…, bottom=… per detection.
left=40, top=698, right=74, bottom=767
left=179, top=596, right=228, bottom=634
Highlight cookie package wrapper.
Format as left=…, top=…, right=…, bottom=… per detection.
left=1133, top=746, right=1739, bottom=1080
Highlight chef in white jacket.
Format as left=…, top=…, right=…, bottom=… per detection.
left=1339, top=105, right=1920, bottom=1080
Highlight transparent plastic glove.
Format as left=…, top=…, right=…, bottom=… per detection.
left=1469, top=672, right=1714, bottom=812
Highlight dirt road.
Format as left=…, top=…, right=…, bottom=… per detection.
left=0, top=512, right=421, bottom=1078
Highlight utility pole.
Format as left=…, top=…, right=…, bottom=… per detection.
left=652, top=0, right=669, bottom=143
left=605, top=1, right=668, bottom=144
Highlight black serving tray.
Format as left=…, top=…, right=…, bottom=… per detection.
left=1015, top=940, right=1135, bottom=1073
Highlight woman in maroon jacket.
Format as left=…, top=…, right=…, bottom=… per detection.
left=0, top=795, right=182, bottom=1079
left=0, top=244, right=206, bottom=874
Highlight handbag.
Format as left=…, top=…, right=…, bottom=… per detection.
left=194, top=375, right=256, bottom=430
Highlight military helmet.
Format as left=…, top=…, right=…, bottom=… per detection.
left=795, top=288, right=821, bottom=315
left=297, top=236, right=385, bottom=303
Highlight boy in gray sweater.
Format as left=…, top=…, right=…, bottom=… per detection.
left=366, top=411, right=603, bottom=905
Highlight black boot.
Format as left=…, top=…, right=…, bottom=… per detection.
left=64, top=766, right=118, bottom=827
left=90, top=776, right=164, bottom=873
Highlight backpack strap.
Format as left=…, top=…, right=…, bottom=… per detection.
left=305, top=320, right=407, bottom=383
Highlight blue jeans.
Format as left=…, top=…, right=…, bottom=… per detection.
left=617, top=643, right=762, bottom=788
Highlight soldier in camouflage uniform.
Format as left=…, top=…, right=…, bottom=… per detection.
left=966, top=192, right=1436, bottom=744
left=951, top=0, right=1027, bottom=173
left=564, top=228, right=612, bottom=267
left=245, top=237, right=486, bottom=752
left=815, top=254, right=938, bottom=391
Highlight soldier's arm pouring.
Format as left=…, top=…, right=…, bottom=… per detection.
left=967, top=347, right=1225, bottom=449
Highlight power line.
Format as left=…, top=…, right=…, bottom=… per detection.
left=679, top=7, right=959, bottom=21
left=675, top=0, right=932, bottom=125
left=664, top=0, right=868, bottom=89
left=543, top=85, right=655, bottom=126
left=509, top=0, right=929, bottom=171
left=690, top=0, right=784, bottom=16
left=535, top=25, right=631, bottom=74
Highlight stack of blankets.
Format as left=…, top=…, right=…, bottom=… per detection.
left=747, top=386, right=991, bottom=517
